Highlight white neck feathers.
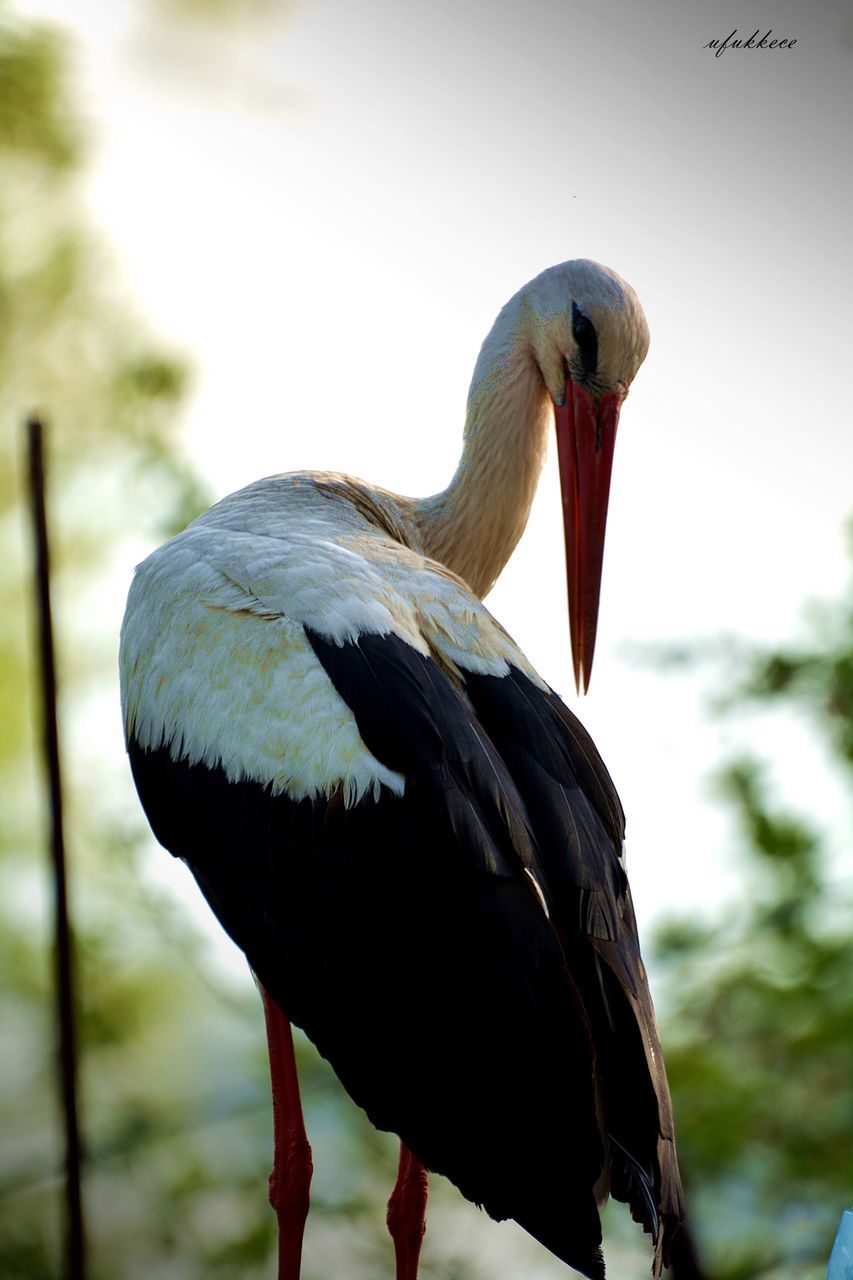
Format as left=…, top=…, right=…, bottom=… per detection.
left=414, top=296, right=551, bottom=599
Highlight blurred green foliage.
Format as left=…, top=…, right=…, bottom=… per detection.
left=653, top=549, right=853, bottom=1280
left=0, top=19, right=79, bottom=167
left=150, top=0, right=293, bottom=24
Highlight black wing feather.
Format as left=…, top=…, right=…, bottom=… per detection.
left=463, top=666, right=685, bottom=1267
left=129, top=629, right=615, bottom=1280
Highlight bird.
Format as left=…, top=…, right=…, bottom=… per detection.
left=120, top=258, right=685, bottom=1280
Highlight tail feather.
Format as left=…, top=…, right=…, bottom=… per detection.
left=608, top=1133, right=659, bottom=1240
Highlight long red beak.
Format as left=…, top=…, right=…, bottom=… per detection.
left=554, top=380, right=622, bottom=694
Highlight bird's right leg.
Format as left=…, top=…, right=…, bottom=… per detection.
left=261, top=986, right=314, bottom=1280
left=386, top=1142, right=428, bottom=1280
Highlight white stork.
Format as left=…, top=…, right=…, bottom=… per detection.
left=120, top=259, right=685, bottom=1279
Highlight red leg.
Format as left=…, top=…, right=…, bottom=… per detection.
left=386, top=1142, right=428, bottom=1280
left=261, top=986, right=313, bottom=1280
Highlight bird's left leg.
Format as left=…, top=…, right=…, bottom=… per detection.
left=386, top=1142, right=428, bottom=1280
left=261, top=986, right=314, bottom=1280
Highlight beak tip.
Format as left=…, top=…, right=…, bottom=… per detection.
left=572, top=664, right=591, bottom=697
left=572, top=649, right=592, bottom=696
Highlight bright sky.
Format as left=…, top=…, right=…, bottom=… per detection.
left=17, top=0, right=853, bottom=945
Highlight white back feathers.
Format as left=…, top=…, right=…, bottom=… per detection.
left=120, top=474, right=540, bottom=805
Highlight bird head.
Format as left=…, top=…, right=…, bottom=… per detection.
left=523, top=260, right=650, bottom=694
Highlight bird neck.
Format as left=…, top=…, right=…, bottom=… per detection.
left=413, top=313, right=551, bottom=599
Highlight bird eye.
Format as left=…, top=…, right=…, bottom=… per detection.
left=571, top=302, right=598, bottom=377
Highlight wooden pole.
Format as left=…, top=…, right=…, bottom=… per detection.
left=26, top=417, right=88, bottom=1280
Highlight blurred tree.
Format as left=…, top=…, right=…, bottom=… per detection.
left=654, top=542, right=853, bottom=1280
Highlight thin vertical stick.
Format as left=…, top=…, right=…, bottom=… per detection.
left=26, top=417, right=87, bottom=1280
